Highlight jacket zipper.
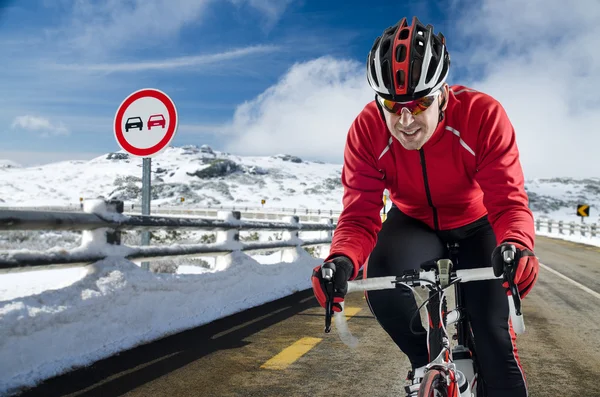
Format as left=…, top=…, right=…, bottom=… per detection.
left=419, top=148, right=439, bottom=230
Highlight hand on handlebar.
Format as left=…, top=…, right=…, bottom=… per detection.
left=491, top=242, right=539, bottom=299
left=311, top=256, right=354, bottom=332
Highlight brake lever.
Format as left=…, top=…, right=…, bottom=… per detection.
left=502, top=245, right=522, bottom=316
left=322, top=267, right=335, bottom=333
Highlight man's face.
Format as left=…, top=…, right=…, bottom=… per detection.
left=380, top=84, right=449, bottom=150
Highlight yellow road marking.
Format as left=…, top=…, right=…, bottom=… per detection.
left=261, top=337, right=322, bottom=370
left=260, top=307, right=363, bottom=370
left=343, top=307, right=362, bottom=317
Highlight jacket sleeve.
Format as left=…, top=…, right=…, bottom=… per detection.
left=325, top=109, right=386, bottom=280
left=473, top=96, right=535, bottom=251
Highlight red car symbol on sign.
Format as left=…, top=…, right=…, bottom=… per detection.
left=147, top=114, right=166, bottom=130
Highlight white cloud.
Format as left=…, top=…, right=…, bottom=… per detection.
left=223, top=56, right=372, bottom=162
left=10, top=115, right=70, bottom=137
left=63, top=0, right=213, bottom=58
left=229, top=0, right=294, bottom=31
left=451, top=0, right=600, bottom=178
left=53, top=45, right=281, bottom=73
left=53, top=0, right=293, bottom=58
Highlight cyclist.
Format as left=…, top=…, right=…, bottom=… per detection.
left=311, top=16, right=540, bottom=397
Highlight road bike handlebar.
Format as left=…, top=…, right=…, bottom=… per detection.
left=326, top=266, right=525, bottom=348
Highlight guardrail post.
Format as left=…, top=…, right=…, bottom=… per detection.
left=536, top=219, right=541, bottom=232
left=558, top=221, right=563, bottom=234
left=569, top=222, right=575, bottom=235
left=216, top=211, right=240, bottom=244
left=106, top=200, right=124, bottom=245
left=81, top=199, right=123, bottom=247
left=281, top=216, right=301, bottom=262
left=592, top=224, right=597, bottom=237
left=214, top=211, right=240, bottom=271
left=547, top=220, right=552, bottom=233
left=581, top=224, right=587, bottom=237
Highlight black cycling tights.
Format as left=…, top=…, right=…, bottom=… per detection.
left=365, top=206, right=528, bottom=397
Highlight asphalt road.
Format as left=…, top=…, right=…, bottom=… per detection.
left=15, top=235, right=600, bottom=397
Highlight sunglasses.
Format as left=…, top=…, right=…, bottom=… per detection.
left=378, top=90, right=441, bottom=116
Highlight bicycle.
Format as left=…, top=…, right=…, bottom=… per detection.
left=321, top=244, right=525, bottom=397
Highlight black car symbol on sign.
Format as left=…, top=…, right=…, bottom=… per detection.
left=125, top=116, right=143, bottom=132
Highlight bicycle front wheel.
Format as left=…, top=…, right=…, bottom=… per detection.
left=417, top=369, right=449, bottom=397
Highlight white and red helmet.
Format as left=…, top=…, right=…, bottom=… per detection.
left=367, top=17, right=450, bottom=102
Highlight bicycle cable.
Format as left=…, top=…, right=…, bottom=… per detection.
left=398, top=277, right=462, bottom=336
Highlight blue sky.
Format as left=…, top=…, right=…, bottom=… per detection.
left=1, top=0, right=599, bottom=178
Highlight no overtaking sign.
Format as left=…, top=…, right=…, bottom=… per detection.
left=113, top=88, right=179, bottom=268
left=113, top=88, right=178, bottom=157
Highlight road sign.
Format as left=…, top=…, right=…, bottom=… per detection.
left=261, top=199, right=266, bottom=205
left=113, top=88, right=178, bottom=157
left=577, top=204, right=590, bottom=217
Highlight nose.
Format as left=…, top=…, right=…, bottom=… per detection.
left=397, top=107, right=415, bottom=127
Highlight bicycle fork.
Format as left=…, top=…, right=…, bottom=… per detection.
left=423, top=259, right=474, bottom=397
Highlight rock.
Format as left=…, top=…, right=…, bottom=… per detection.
left=114, top=175, right=142, bottom=186
left=187, top=159, right=239, bottom=179
left=273, top=154, right=303, bottom=163
left=244, top=165, right=269, bottom=175
left=106, top=153, right=129, bottom=160
left=200, top=144, right=214, bottom=154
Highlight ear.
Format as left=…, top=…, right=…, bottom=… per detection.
left=439, top=84, right=449, bottom=112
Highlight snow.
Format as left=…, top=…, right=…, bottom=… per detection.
left=0, top=250, right=321, bottom=395
left=0, top=160, right=21, bottom=169
left=0, top=146, right=345, bottom=210
left=535, top=222, right=600, bottom=248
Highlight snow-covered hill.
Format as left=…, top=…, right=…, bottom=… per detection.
left=0, top=144, right=598, bottom=223
left=0, top=145, right=343, bottom=210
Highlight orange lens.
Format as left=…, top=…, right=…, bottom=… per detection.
left=379, top=92, right=438, bottom=116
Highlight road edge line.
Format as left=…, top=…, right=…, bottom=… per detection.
left=539, top=262, right=600, bottom=301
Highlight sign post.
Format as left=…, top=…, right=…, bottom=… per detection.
left=114, top=88, right=178, bottom=270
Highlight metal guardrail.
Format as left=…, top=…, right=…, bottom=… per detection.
left=0, top=204, right=343, bottom=216
left=535, top=218, right=598, bottom=237
left=0, top=200, right=336, bottom=270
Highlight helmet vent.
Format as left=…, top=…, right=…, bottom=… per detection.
left=399, top=29, right=410, bottom=40
left=369, top=58, right=379, bottom=86
left=426, top=59, right=437, bottom=84
left=381, top=60, right=392, bottom=90
left=395, top=44, right=407, bottom=63
left=396, top=70, right=405, bottom=88
left=414, top=38, right=425, bottom=57
left=411, top=58, right=422, bottom=88
left=380, top=38, right=392, bottom=59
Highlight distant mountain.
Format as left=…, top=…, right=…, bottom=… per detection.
left=525, top=178, right=600, bottom=222
left=0, top=145, right=344, bottom=210
left=0, top=160, right=21, bottom=169
left=0, top=145, right=598, bottom=223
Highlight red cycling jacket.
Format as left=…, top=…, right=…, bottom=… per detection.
left=326, top=85, right=535, bottom=280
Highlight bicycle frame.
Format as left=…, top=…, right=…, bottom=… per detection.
left=331, top=264, right=525, bottom=397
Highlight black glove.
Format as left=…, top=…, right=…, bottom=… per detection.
left=311, top=256, right=354, bottom=312
left=491, top=241, right=539, bottom=299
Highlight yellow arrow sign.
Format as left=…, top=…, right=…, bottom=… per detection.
left=577, top=204, right=590, bottom=217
